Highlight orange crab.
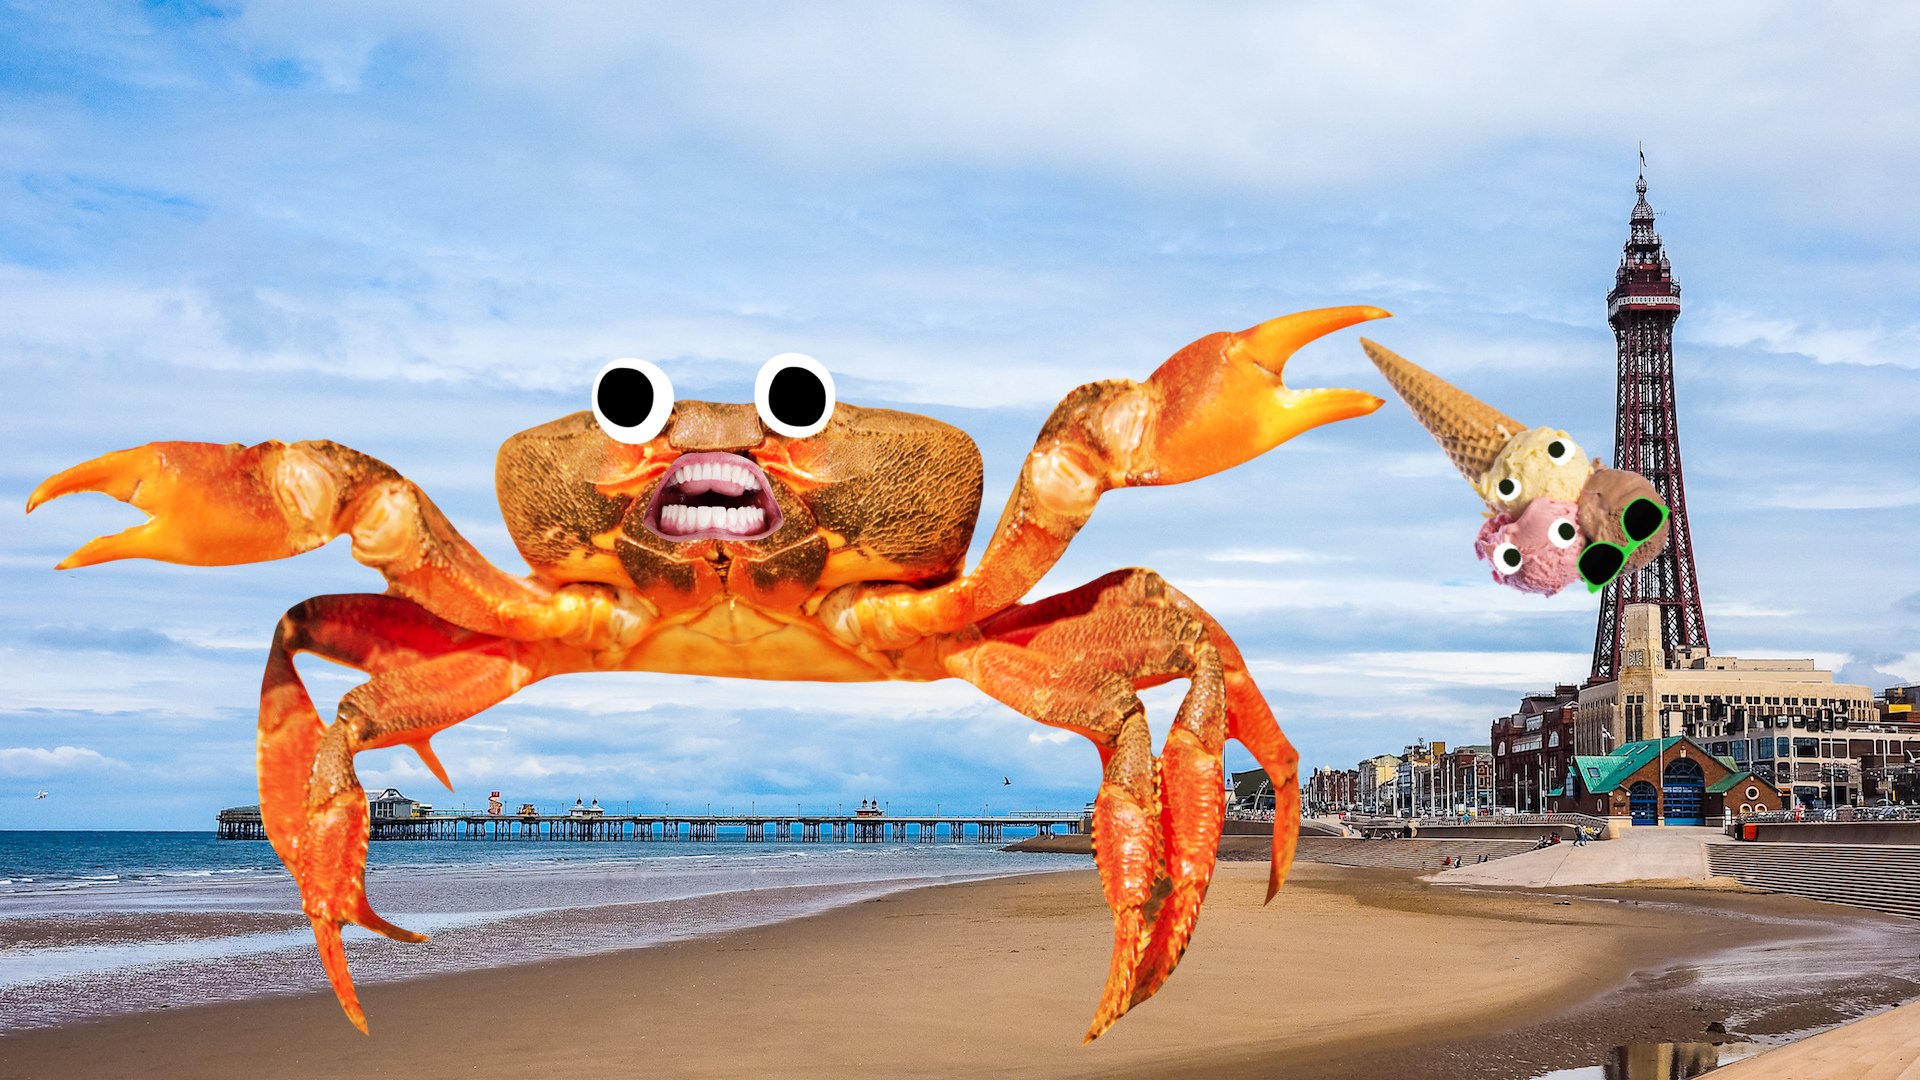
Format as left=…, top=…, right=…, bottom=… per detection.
left=28, top=306, right=1387, bottom=1040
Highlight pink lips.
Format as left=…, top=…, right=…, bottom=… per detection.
left=641, top=452, right=784, bottom=542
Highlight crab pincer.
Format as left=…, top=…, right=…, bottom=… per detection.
left=26, top=442, right=341, bottom=567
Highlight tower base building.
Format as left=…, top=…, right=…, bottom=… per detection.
left=1577, top=605, right=1878, bottom=806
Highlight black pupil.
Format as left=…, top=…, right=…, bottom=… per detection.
left=1580, top=544, right=1625, bottom=584
left=1502, top=548, right=1521, bottom=568
left=1500, top=479, right=1516, bottom=495
left=768, top=366, right=826, bottom=427
left=1622, top=498, right=1664, bottom=542
left=1557, top=523, right=1576, bottom=541
left=599, top=367, right=655, bottom=428
left=1548, top=440, right=1565, bottom=458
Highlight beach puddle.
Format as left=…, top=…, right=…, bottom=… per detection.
left=1534, top=1040, right=1761, bottom=1079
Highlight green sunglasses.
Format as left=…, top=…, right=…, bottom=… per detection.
left=1579, top=496, right=1669, bottom=593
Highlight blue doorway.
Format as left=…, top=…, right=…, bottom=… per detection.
left=1629, top=781, right=1658, bottom=824
left=1662, top=758, right=1706, bottom=826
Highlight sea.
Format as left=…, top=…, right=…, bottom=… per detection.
left=0, top=830, right=1093, bottom=1031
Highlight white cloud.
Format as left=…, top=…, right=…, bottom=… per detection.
left=1691, top=306, right=1920, bottom=370
left=222, top=4, right=1920, bottom=211
left=0, top=745, right=125, bottom=775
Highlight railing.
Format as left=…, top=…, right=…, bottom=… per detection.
left=1346, top=812, right=1608, bottom=831
left=1728, top=806, right=1920, bottom=835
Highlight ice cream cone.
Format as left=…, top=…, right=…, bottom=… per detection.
left=1361, top=339, right=1527, bottom=483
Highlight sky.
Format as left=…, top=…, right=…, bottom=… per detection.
left=2, top=2, right=1916, bottom=829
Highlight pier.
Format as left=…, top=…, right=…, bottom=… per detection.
left=217, top=806, right=1085, bottom=843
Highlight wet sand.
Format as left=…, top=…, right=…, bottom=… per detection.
left=4, top=862, right=1917, bottom=1080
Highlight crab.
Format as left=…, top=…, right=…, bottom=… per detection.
left=28, top=305, right=1387, bottom=1041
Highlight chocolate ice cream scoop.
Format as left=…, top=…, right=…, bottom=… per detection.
left=1577, top=468, right=1669, bottom=576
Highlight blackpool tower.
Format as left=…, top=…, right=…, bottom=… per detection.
left=1590, top=166, right=1711, bottom=682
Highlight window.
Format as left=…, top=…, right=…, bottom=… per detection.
left=1588, top=767, right=1601, bottom=780
left=1746, top=786, right=1760, bottom=800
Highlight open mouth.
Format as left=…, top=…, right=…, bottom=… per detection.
left=641, top=451, right=784, bottom=542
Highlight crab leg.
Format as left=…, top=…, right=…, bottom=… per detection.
left=265, top=594, right=539, bottom=1032
left=975, top=572, right=1238, bottom=1007
left=1139, top=581, right=1302, bottom=899
left=825, top=307, right=1386, bottom=650
left=978, top=568, right=1299, bottom=897
left=26, top=440, right=591, bottom=643
left=949, top=641, right=1163, bottom=1041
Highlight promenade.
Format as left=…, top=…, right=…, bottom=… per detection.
left=1430, top=825, right=1722, bottom=888
left=1713, top=1001, right=1920, bottom=1079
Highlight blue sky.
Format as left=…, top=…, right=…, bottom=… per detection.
left=3, top=2, right=1916, bottom=829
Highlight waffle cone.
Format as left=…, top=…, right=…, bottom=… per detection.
left=1360, top=339, right=1528, bottom=482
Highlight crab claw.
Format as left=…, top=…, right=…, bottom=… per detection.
left=27, top=442, right=332, bottom=568
left=1136, top=305, right=1389, bottom=487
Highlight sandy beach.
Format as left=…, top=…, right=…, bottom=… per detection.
left=7, top=859, right=1917, bottom=1080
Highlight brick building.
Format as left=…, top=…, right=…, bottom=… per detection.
left=1545, top=736, right=1783, bottom=824
left=1492, top=686, right=1579, bottom=812
left=1305, top=766, right=1359, bottom=814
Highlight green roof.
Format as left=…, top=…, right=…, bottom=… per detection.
left=1571, top=738, right=1710, bottom=794
left=1708, top=771, right=1762, bottom=794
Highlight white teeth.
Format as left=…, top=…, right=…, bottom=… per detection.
left=658, top=500, right=768, bottom=536
left=669, top=460, right=759, bottom=492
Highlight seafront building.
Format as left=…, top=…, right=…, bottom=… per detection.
left=1356, top=755, right=1402, bottom=814
left=1543, top=735, right=1784, bottom=823
left=1574, top=604, right=1881, bottom=807
left=1305, top=767, right=1359, bottom=815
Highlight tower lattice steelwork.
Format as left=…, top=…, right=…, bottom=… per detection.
left=1591, top=169, right=1710, bottom=682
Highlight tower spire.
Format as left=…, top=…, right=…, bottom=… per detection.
left=1591, top=160, right=1711, bottom=682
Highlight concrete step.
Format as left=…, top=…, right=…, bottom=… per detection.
left=1706, top=843, right=1920, bottom=918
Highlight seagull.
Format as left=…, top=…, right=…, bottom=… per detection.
left=35, top=790, right=49, bottom=799
left=1002, top=776, right=1012, bottom=786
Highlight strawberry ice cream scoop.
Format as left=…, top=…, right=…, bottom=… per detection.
left=1473, top=498, right=1584, bottom=596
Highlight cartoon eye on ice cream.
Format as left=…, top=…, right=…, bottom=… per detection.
left=1360, top=339, right=1670, bottom=596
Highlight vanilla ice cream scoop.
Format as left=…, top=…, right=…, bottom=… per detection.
left=1477, top=427, right=1594, bottom=516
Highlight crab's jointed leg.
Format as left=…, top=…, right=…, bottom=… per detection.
left=949, top=640, right=1164, bottom=1041
left=26, top=440, right=606, bottom=643
left=951, top=568, right=1245, bottom=1041
left=264, top=594, right=543, bottom=1032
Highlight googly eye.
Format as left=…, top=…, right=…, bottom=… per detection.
left=592, top=359, right=674, bottom=444
left=1495, top=476, right=1521, bottom=502
left=1548, top=517, right=1580, bottom=549
left=1491, top=542, right=1524, bottom=575
left=1546, top=438, right=1571, bottom=463
left=755, top=353, right=836, bottom=438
